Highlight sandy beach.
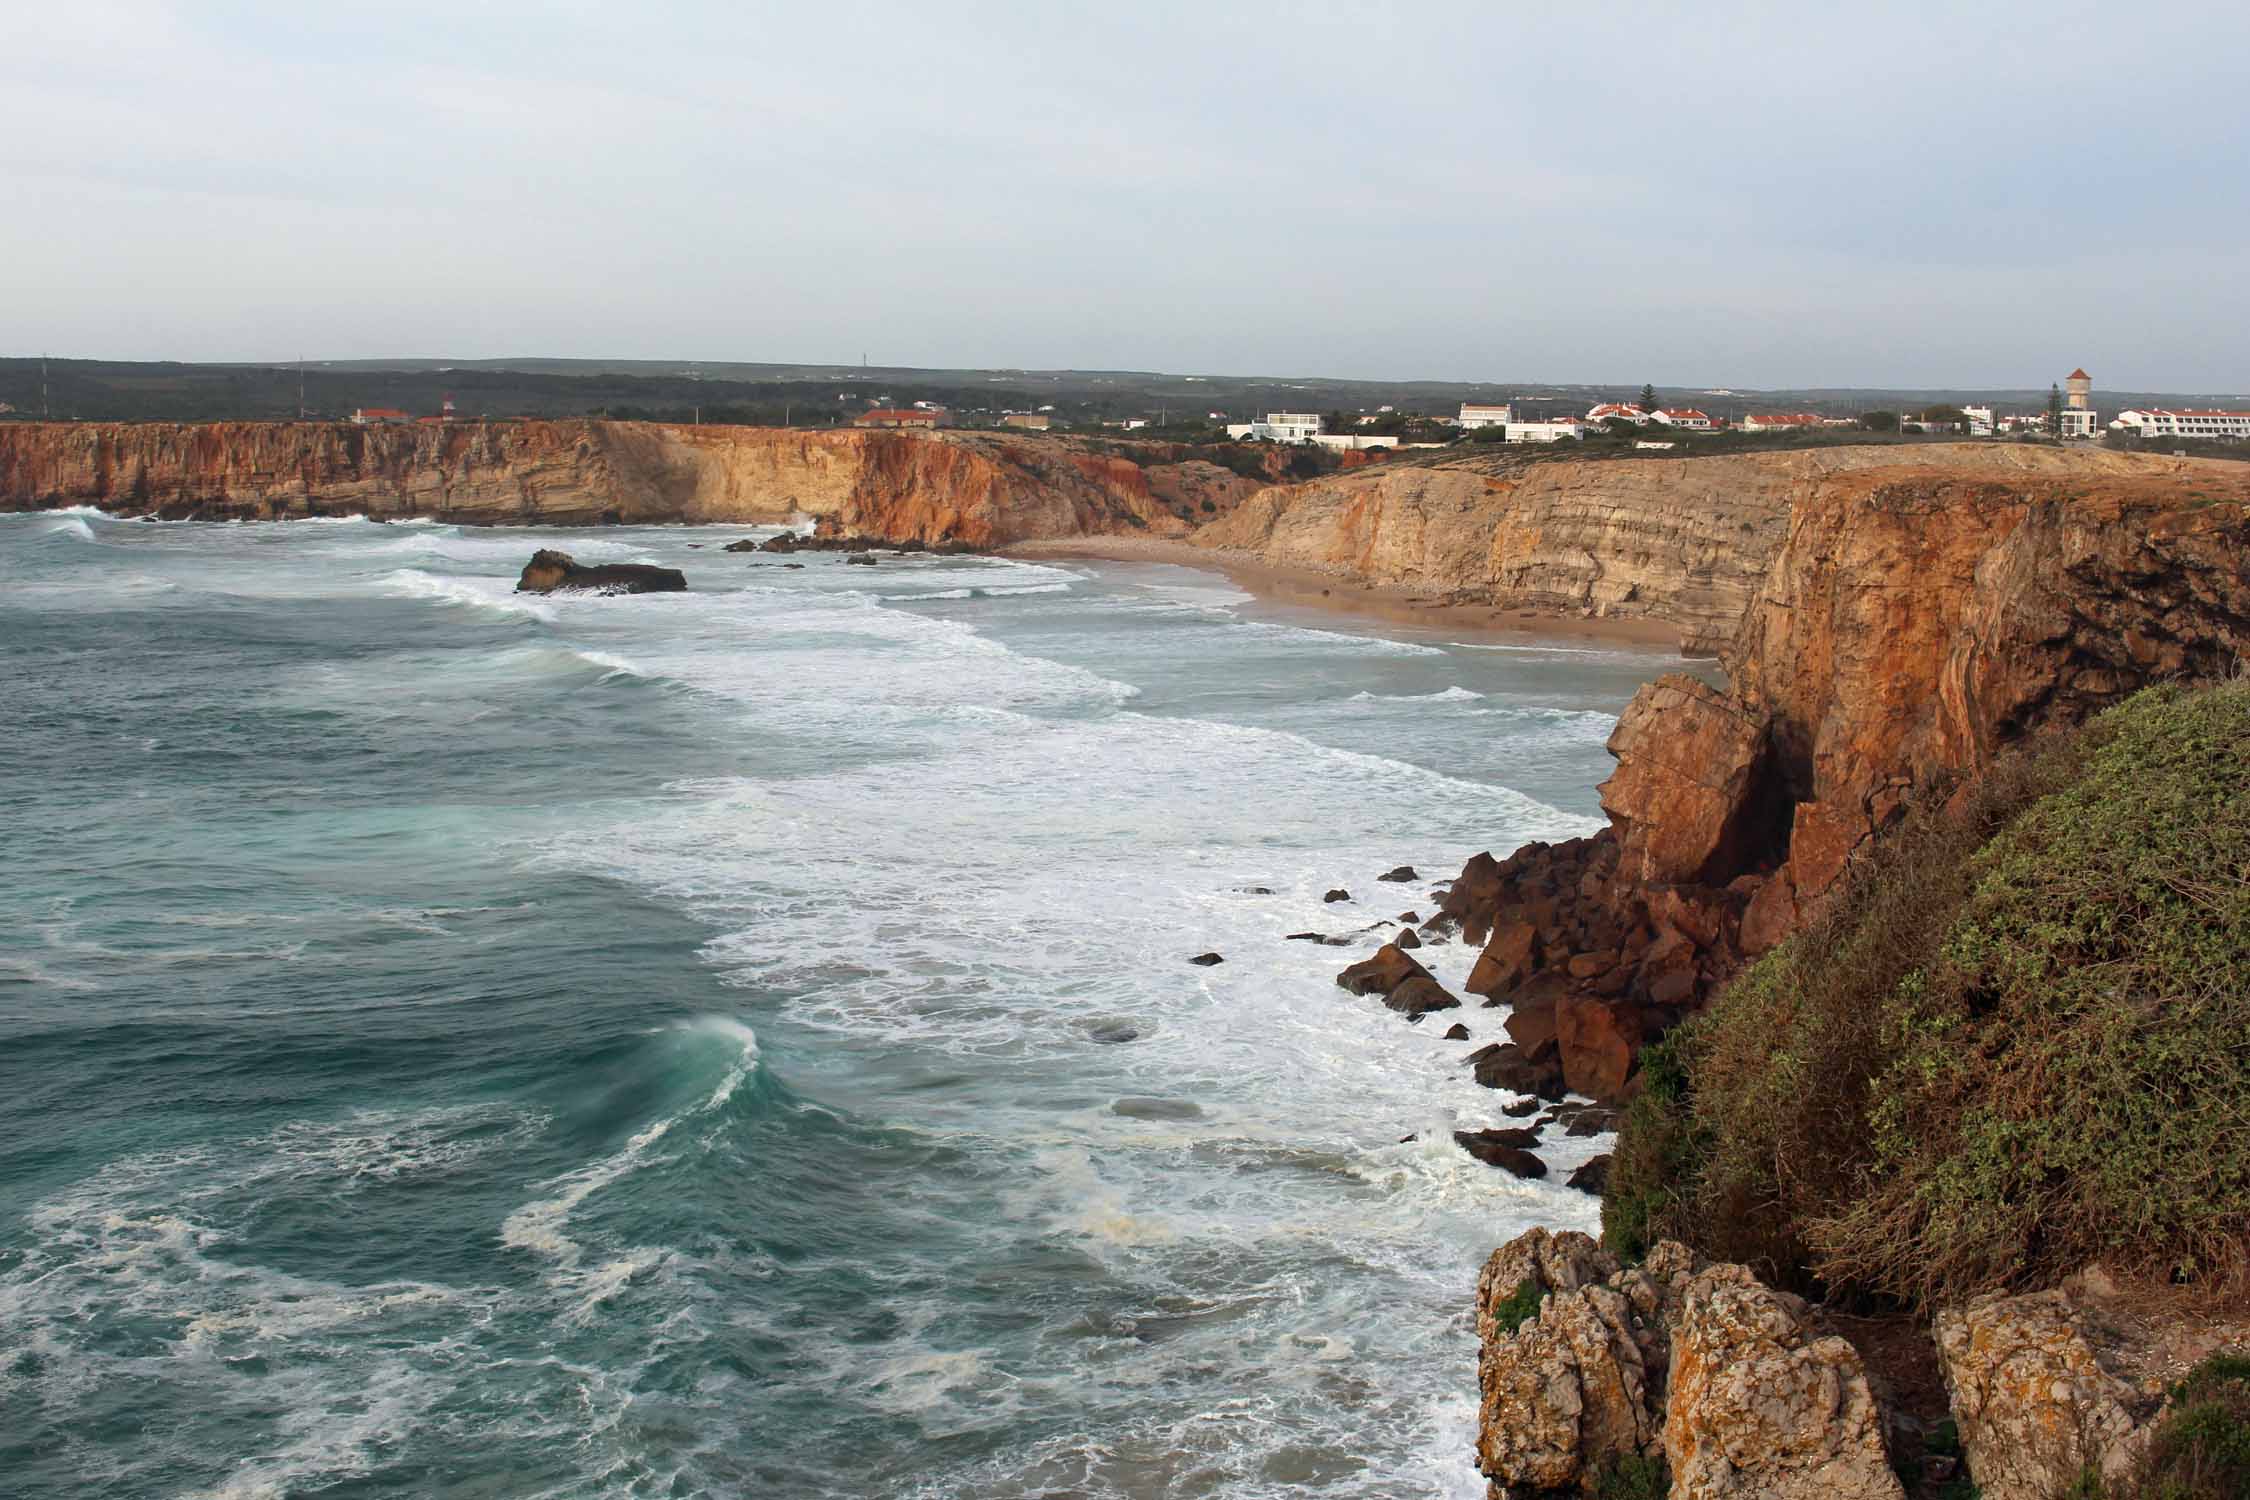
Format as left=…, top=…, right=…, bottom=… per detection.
left=1005, top=536, right=1691, bottom=654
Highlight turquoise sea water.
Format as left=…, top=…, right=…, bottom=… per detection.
left=0, top=509, right=1669, bottom=1498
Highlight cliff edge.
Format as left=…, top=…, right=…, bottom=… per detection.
left=0, top=420, right=1238, bottom=545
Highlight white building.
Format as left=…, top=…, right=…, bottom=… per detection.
left=1740, top=412, right=1823, bottom=433
left=1500, top=418, right=1586, bottom=443
left=1961, top=405, right=1995, bottom=437
left=1585, top=403, right=1650, bottom=425
left=2108, top=408, right=2250, bottom=441
left=1458, top=402, right=1513, bottom=429
left=1647, top=407, right=1714, bottom=430
left=1225, top=412, right=1324, bottom=443
left=1312, top=433, right=1400, bottom=452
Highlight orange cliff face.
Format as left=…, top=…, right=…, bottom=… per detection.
left=1412, top=446, right=2250, bottom=1105
left=0, top=420, right=1216, bottom=544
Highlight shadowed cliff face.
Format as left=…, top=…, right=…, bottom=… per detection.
left=0, top=420, right=1225, bottom=543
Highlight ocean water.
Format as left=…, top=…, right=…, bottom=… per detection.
left=0, top=509, right=1672, bottom=1499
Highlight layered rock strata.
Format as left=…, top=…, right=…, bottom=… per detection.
left=1196, top=444, right=2236, bottom=654
left=0, top=420, right=1226, bottom=544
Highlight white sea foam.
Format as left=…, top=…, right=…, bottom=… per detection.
left=380, top=567, right=556, bottom=622
left=1349, top=684, right=1486, bottom=703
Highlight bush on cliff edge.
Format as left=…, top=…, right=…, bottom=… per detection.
left=1605, top=680, right=2250, bottom=1306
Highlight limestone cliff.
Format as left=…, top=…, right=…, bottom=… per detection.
left=1427, top=449, right=2250, bottom=1105
left=1192, top=444, right=2219, bottom=655
left=0, top=420, right=1205, bottom=544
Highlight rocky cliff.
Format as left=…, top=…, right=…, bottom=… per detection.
left=1193, top=444, right=2221, bottom=655
left=1414, top=449, right=2250, bottom=1108
left=0, top=420, right=1223, bottom=544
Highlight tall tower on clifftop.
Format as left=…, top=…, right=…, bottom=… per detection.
left=2060, top=368, right=2098, bottom=439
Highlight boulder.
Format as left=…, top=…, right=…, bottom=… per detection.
left=515, top=549, right=687, bottom=595
left=1323, top=888, right=1352, bottom=903
left=843, top=552, right=879, bottom=566
left=1188, top=952, right=1224, bottom=967
left=1556, top=996, right=1641, bottom=1101
left=1475, top=1232, right=1663, bottom=1494
left=1453, top=1129, right=1547, bottom=1177
left=1469, top=1040, right=1568, bottom=1100
left=722, top=538, right=761, bottom=552
left=1567, top=1154, right=1612, bottom=1196
left=1599, top=675, right=1778, bottom=887
left=1383, top=975, right=1462, bottom=1017
left=1466, top=918, right=1539, bottom=998
left=1665, top=1265, right=1903, bottom=1500
left=1393, top=927, right=1422, bottom=951
left=1443, top=1022, right=1471, bottom=1041
left=1932, top=1288, right=2164, bottom=1500
left=1378, top=865, right=1418, bottom=882
left=1335, top=944, right=1430, bottom=998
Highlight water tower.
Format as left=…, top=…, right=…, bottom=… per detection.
left=2066, top=368, right=2092, bottom=410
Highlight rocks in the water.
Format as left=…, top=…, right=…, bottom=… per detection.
left=1466, top=1040, right=1568, bottom=1101
left=1336, top=944, right=1431, bottom=997
left=1397, top=910, right=1421, bottom=924
left=1934, top=1284, right=2167, bottom=1500
left=1383, top=975, right=1460, bottom=1017
left=1566, top=1154, right=1612, bottom=1195
left=843, top=552, right=879, bottom=566
left=1242, top=886, right=1275, bottom=895
left=1284, top=931, right=1325, bottom=942
left=1188, top=951, right=1224, bottom=967
left=723, top=538, right=761, bottom=552
left=1394, top=928, right=1422, bottom=951
left=1502, top=1097, right=1540, bottom=1118
left=1443, top=1022, right=1471, bottom=1041
left=1453, top=1129, right=1547, bottom=1177
left=1323, top=888, right=1351, bottom=903
left=1378, top=865, right=1418, bottom=882
left=515, top=549, right=686, bottom=595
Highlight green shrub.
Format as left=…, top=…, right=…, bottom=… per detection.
left=1590, top=1453, right=1668, bottom=1500
left=1817, top=682, right=2250, bottom=1302
left=1605, top=681, right=2250, bottom=1306
left=1600, top=1034, right=1706, bottom=1261
left=1487, top=1277, right=1544, bottom=1337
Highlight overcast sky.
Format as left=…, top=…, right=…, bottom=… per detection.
left=7, top=2, right=2246, bottom=389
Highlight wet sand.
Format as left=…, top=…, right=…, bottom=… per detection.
left=1005, top=536, right=1690, bottom=654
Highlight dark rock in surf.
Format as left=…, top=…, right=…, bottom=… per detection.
left=1189, top=952, right=1224, bottom=967
left=515, top=549, right=685, bottom=596
left=1323, top=889, right=1351, bottom=903
left=1378, top=865, right=1418, bottom=883
left=1395, top=928, right=1422, bottom=951
left=844, top=552, right=879, bottom=566
left=1453, top=1129, right=1548, bottom=1178
left=1443, top=1022, right=1472, bottom=1041
left=1566, top=1154, right=1613, bottom=1196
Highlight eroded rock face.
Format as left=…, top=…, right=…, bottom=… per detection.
left=1665, top=1265, right=1903, bottom=1500
left=1600, top=676, right=1778, bottom=888
left=1933, top=1289, right=2163, bottom=1500
left=1475, top=1232, right=1713, bottom=1496
left=0, top=420, right=1201, bottom=543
